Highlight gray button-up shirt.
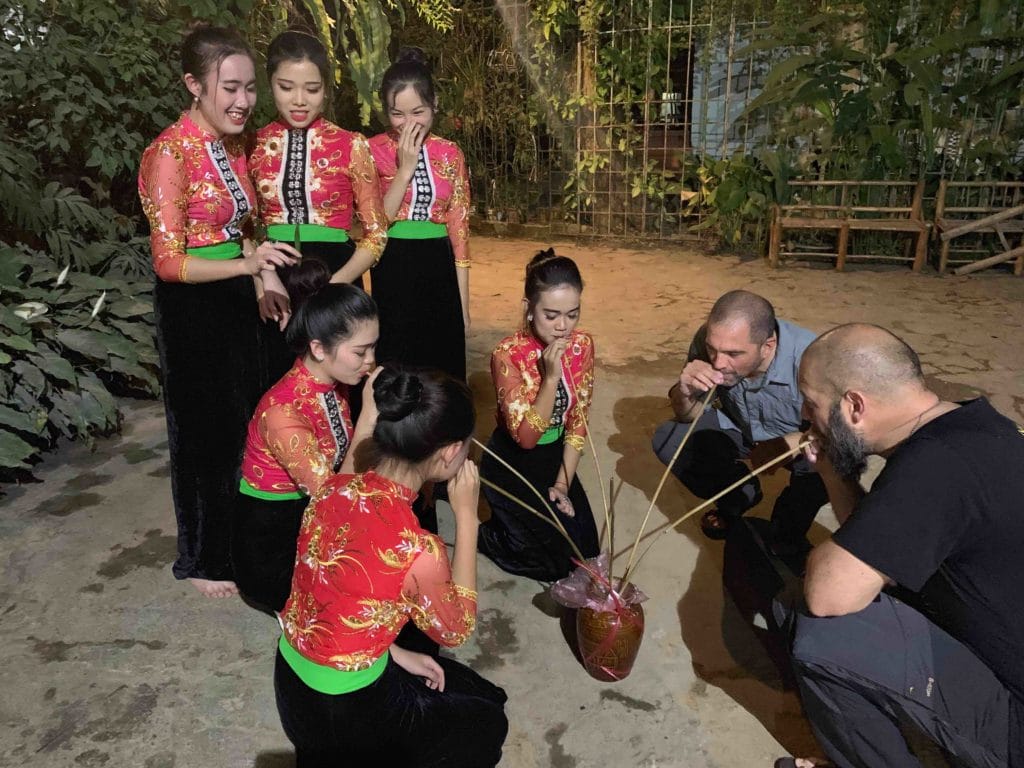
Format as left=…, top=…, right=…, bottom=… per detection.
left=688, top=318, right=817, bottom=444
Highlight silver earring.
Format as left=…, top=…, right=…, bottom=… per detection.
left=527, top=314, right=533, bottom=322
left=193, top=94, right=200, bottom=106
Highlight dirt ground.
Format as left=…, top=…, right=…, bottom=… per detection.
left=2, top=237, right=1023, bottom=767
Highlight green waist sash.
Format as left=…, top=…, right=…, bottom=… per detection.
left=536, top=424, right=565, bottom=445
left=239, top=477, right=304, bottom=501
left=279, top=635, right=389, bottom=694
left=267, top=223, right=350, bottom=243
left=387, top=220, right=447, bottom=239
left=186, top=241, right=241, bottom=259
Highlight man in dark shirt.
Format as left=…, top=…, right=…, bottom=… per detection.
left=782, top=323, right=1022, bottom=768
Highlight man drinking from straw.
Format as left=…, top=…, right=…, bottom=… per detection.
left=775, top=323, right=1022, bottom=768
left=652, top=290, right=826, bottom=554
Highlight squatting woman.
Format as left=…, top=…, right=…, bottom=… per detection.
left=231, top=261, right=379, bottom=613
left=275, top=368, right=508, bottom=766
left=138, top=26, right=299, bottom=598
left=478, top=249, right=600, bottom=581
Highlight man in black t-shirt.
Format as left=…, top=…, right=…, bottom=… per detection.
left=778, top=323, right=1022, bottom=768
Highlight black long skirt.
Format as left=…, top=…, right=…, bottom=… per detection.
left=230, top=493, right=308, bottom=613
left=478, top=427, right=600, bottom=582
left=261, top=239, right=361, bottom=385
left=275, top=648, right=508, bottom=768
left=370, top=236, right=465, bottom=381
left=154, top=275, right=264, bottom=581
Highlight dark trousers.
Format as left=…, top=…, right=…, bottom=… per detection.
left=275, top=649, right=508, bottom=767
left=774, top=592, right=1012, bottom=768
left=652, top=412, right=827, bottom=544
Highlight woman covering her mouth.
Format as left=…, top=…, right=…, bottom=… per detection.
left=477, top=249, right=600, bottom=581
left=232, top=260, right=380, bottom=614
left=249, top=30, right=389, bottom=384
left=138, top=25, right=300, bottom=599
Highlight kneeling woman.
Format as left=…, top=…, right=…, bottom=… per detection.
left=275, top=369, right=508, bottom=766
left=232, top=261, right=378, bottom=613
left=478, top=249, right=600, bottom=581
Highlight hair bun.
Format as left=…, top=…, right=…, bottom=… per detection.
left=395, top=46, right=430, bottom=69
left=282, top=258, right=331, bottom=311
left=526, top=247, right=558, bottom=274
left=374, top=368, right=424, bottom=422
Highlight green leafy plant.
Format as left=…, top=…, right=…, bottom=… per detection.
left=0, top=246, right=159, bottom=476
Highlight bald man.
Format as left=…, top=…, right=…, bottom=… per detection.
left=652, top=290, right=827, bottom=551
left=778, top=324, right=1022, bottom=768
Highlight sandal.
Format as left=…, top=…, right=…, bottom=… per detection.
left=774, top=759, right=835, bottom=768
left=700, top=509, right=732, bottom=540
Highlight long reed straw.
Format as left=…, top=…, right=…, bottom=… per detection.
left=620, top=440, right=810, bottom=588
left=619, top=387, right=717, bottom=585
left=563, top=366, right=612, bottom=555
left=472, top=437, right=581, bottom=559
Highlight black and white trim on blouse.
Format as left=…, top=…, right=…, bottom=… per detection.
left=282, top=129, right=310, bottom=224
left=408, top=144, right=437, bottom=221
left=319, top=391, right=351, bottom=473
left=550, top=378, right=571, bottom=427
left=206, top=140, right=251, bottom=240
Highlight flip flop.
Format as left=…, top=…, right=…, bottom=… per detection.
left=774, top=759, right=835, bottom=768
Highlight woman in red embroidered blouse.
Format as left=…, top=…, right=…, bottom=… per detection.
left=275, top=369, right=507, bottom=766
left=368, top=47, right=471, bottom=381
left=138, top=26, right=299, bottom=599
left=250, top=31, right=390, bottom=383
left=231, top=260, right=379, bottom=612
left=478, top=249, right=600, bottom=581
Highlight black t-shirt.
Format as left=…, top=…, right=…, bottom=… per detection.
left=833, top=398, right=1024, bottom=765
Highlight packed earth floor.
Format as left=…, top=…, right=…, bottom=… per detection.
left=3, top=237, right=1024, bottom=767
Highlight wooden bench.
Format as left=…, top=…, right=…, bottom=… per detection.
left=934, top=180, right=1024, bottom=275
left=768, top=180, right=929, bottom=271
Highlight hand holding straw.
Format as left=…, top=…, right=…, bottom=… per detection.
left=478, top=477, right=585, bottom=561
left=472, top=437, right=584, bottom=561
left=620, top=439, right=812, bottom=589
left=620, top=387, right=717, bottom=584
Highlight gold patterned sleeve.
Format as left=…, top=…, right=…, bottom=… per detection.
left=564, top=336, right=595, bottom=453
left=401, top=533, right=477, bottom=648
left=348, top=135, right=388, bottom=262
left=491, top=345, right=546, bottom=449
left=445, top=145, right=471, bottom=267
left=260, top=404, right=333, bottom=496
left=139, top=145, right=192, bottom=283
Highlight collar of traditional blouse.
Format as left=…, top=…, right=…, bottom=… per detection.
left=360, top=470, right=419, bottom=504
left=294, top=357, right=337, bottom=392
left=180, top=110, right=218, bottom=142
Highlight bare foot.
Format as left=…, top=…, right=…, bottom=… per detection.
left=188, top=578, right=238, bottom=598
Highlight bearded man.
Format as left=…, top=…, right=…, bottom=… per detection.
left=652, top=290, right=826, bottom=551
left=777, top=323, right=1022, bottom=768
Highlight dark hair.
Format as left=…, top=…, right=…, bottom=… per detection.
left=372, top=368, right=475, bottom=463
left=379, top=47, right=436, bottom=112
left=524, top=247, right=584, bottom=306
left=707, top=290, right=776, bottom=345
left=283, top=260, right=378, bottom=354
left=181, top=25, right=253, bottom=86
left=266, top=30, right=331, bottom=88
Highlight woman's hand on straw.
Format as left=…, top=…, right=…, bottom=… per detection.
left=548, top=481, right=575, bottom=518
left=448, top=457, right=480, bottom=526
left=390, top=645, right=445, bottom=692
left=540, top=338, right=567, bottom=382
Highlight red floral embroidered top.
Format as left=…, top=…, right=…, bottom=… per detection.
left=138, top=113, right=256, bottom=283
left=281, top=471, right=478, bottom=670
left=368, top=132, right=471, bottom=267
left=491, top=329, right=595, bottom=452
left=250, top=118, right=388, bottom=260
left=241, top=359, right=352, bottom=497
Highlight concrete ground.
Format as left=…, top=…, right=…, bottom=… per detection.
left=2, top=238, right=1023, bottom=768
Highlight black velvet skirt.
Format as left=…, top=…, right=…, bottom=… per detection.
left=154, top=274, right=264, bottom=581
left=261, top=239, right=360, bottom=385
left=370, top=236, right=465, bottom=381
left=275, top=648, right=508, bottom=767
left=230, top=493, right=308, bottom=613
left=478, top=427, right=600, bottom=582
